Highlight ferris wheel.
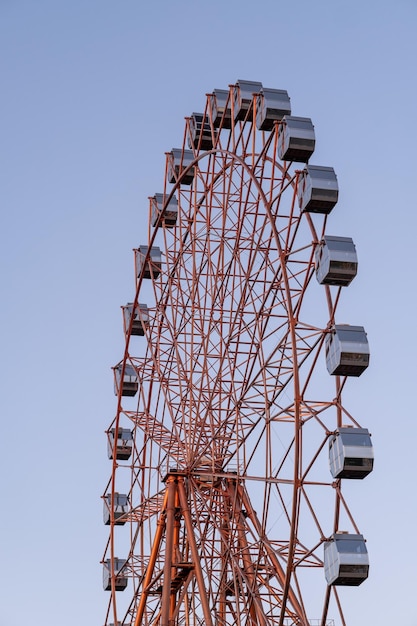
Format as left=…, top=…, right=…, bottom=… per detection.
left=102, top=80, right=373, bottom=626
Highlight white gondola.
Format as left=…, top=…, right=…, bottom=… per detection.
left=167, top=149, right=195, bottom=185
left=277, top=115, right=315, bottom=162
left=255, top=88, right=291, bottom=131
left=107, top=427, right=133, bottom=461
left=135, top=246, right=162, bottom=280
left=188, top=113, right=215, bottom=150
left=315, top=235, right=358, bottom=286
left=233, top=79, right=263, bottom=121
left=324, top=533, right=369, bottom=586
left=103, top=558, right=128, bottom=591
left=209, top=89, right=232, bottom=129
left=103, top=493, right=129, bottom=525
left=151, top=193, right=178, bottom=228
left=329, top=427, right=374, bottom=479
left=325, top=325, right=370, bottom=377
left=122, top=302, right=149, bottom=337
left=298, top=165, right=339, bottom=214
left=114, top=363, right=138, bottom=397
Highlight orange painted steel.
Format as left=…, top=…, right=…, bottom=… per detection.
left=101, top=83, right=368, bottom=626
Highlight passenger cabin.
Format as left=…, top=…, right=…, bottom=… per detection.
left=324, top=533, right=369, bottom=586
left=329, top=427, right=374, bottom=479
left=315, top=236, right=358, bottom=286
left=103, top=493, right=129, bottom=525
left=188, top=113, right=215, bottom=151
left=167, top=149, right=195, bottom=185
left=135, top=246, right=162, bottom=280
left=233, top=80, right=263, bottom=121
left=277, top=115, right=315, bottom=162
left=107, top=427, right=133, bottom=461
left=114, top=363, right=138, bottom=397
left=325, top=325, right=370, bottom=377
left=123, top=302, right=149, bottom=337
left=209, top=89, right=232, bottom=129
left=103, top=558, right=128, bottom=591
left=255, top=88, right=291, bottom=131
left=297, top=165, right=339, bottom=214
left=151, top=193, right=178, bottom=228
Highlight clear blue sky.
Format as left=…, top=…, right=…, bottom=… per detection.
left=1, top=1, right=416, bottom=625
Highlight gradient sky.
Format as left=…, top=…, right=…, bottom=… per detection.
left=1, top=1, right=417, bottom=625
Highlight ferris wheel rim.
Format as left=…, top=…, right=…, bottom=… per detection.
left=103, top=82, right=371, bottom=626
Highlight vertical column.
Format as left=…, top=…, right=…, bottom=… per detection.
left=161, top=476, right=177, bottom=626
